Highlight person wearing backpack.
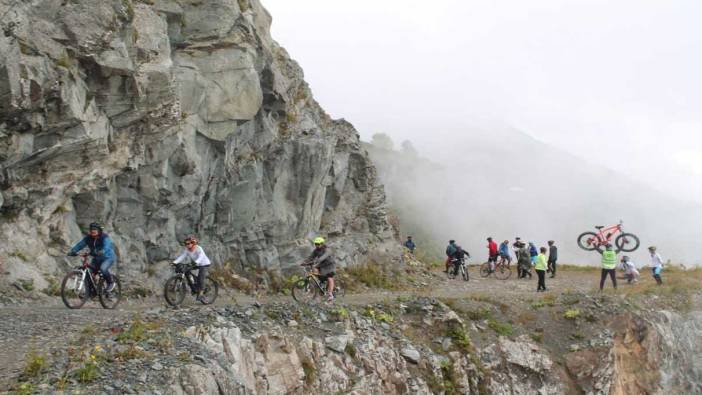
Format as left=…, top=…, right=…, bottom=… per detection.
left=445, top=240, right=457, bottom=273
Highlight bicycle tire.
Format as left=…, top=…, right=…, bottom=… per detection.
left=461, top=265, right=469, bottom=281
left=495, top=265, right=512, bottom=280
left=577, top=232, right=600, bottom=251
left=479, top=263, right=491, bottom=278
left=447, top=266, right=457, bottom=279
left=292, top=278, right=319, bottom=303
left=98, top=276, right=122, bottom=310
left=164, top=276, right=186, bottom=307
left=199, top=277, right=219, bottom=305
left=615, top=233, right=640, bottom=252
left=61, top=270, right=88, bottom=309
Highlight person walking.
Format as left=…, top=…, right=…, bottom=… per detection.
left=547, top=240, right=558, bottom=278
left=535, top=247, right=548, bottom=291
left=517, top=242, right=532, bottom=279
left=648, top=246, right=664, bottom=285
left=599, top=244, right=618, bottom=291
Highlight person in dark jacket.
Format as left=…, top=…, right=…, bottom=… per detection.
left=547, top=240, right=558, bottom=278
left=404, top=236, right=416, bottom=254
left=517, top=242, right=532, bottom=279
left=445, top=240, right=457, bottom=273
left=68, top=222, right=117, bottom=292
left=304, top=237, right=336, bottom=302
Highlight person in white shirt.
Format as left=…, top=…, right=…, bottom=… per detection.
left=648, top=246, right=663, bottom=285
left=619, top=256, right=640, bottom=284
left=173, top=235, right=211, bottom=300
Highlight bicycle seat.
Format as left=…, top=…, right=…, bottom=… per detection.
left=595, top=225, right=605, bottom=230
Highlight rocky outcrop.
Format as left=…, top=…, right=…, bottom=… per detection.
left=0, top=0, right=396, bottom=290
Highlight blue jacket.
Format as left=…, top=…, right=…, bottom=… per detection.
left=404, top=240, right=416, bottom=250
left=499, top=243, right=510, bottom=256
left=70, top=233, right=116, bottom=261
left=529, top=243, right=538, bottom=257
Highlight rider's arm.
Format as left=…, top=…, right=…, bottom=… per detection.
left=68, top=237, right=87, bottom=255
left=173, top=249, right=188, bottom=264
left=313, top=251, right=332, bottom=268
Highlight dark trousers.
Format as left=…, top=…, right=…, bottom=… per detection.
left=194, top=266, right=208, bottom=293
left=536, top=269, right=546, bottom=291
left=548, top=259, right=557, bottom=277
left=600, top=268, right=617, bottom=290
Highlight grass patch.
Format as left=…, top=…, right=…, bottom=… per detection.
left=330, top=307, right=349, bottom=321
left=564, top=309, right=581, bottom=320
left=560, top=264, right=599, bottom=273
left=344, top=343, right=357, bottom=359
left=9, top=251, right=29, bottom=262
left=43, top=277, right=61, bottom=296
left=301, top=356, right=316, bottom=386
left=74, top=361, right=99, bottom=383
left=344, top=262, right=397, bottom=290
left=446, top=324, right=472, bottom=350
left=16, top=383, right=33, bottom=395
left=22, top=351, right=46, bottom=378
left=17, top=278, right=34, bottom=291
left=116, top=319, right=161, bottom=343
left=210, top=262, right=254, bottom=292
left=466, top=307, right=492, bottom=321
left=114, top=345, right=149, bottom=361
left=530, top=333, right=544, bottom=343
left=487, top=318, right=513, bottom=336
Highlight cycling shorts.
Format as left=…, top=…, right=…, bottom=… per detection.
left=488, top=255, right=498, bottom=263
left=651, top=267, right=662, bottom=276
left=318, top=272, right=335, bottom=282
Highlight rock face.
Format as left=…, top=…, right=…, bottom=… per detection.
left=0, top=0, right=396, bottom=289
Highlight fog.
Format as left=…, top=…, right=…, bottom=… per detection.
left=263, top=0, right=702, bottom=264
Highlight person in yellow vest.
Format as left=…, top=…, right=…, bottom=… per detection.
left=599, top=244, right=618, bottom=291
left=535, top=247, right=548, bottom=292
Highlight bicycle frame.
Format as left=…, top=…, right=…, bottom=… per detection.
left=594, top=222, right=623, bottom=243
left=73, top=254, right=99, bottom=293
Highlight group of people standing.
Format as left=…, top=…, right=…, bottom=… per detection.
left=598, top=244, right=664, bottom=291
left=488, top=237, right=558, bottom=292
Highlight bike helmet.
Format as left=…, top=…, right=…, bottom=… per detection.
left=184, top=235, right=198, bottom=245
left=449, top=240, right=455, bottom=244
left=88, top=222, right=103, bottom=232
left=313, top=237, right=325, bottom=245
left=648, top=246, right=656, bottom=251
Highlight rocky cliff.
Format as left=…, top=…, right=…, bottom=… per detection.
left=0, top=0, right=396, bottom=291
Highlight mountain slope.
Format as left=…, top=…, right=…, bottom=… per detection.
left=366, top=127, right=702, bottom=265
left=0, top=0, right=396, bottom=292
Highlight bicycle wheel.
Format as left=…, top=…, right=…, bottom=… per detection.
left=615, top=233, right=640, bottom=252
left=479, top=263, right=491, bottom=278
left=61, top=271, right=88, bottom=309
left=447, top=265, right=457, bottom=279
left=98, top=276, right=122, bottom=310
left=495, top=265, right=512, bottom=280
left=199, top=277, right=219, bottom=305
left=577, top=232, right=600, bottom=251
left=164, top=276, right=186, bottom=307
left=461, top=265, right=470, bottom=281
left=292, top=278, right=320, bottom=303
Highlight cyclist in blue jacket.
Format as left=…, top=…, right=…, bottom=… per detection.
left=68, top=223, right=117, bottom=292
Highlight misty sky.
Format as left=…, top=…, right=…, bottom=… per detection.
left=264, top=0, right=702, bottom=203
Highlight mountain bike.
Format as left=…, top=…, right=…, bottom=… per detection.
left=480, top=259, right=512, bottom=280
left=60, top=253, right=122, bottom=309
left=447, top=258, right=469, bottom=281
left=163, top=262, right=219, bottom=307
left=291, top=263, right=345, bottom=303
left=577, top=220, right=640, bottom=252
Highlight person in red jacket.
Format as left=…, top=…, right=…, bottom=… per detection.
left=487, top=237, right=498, bottom=272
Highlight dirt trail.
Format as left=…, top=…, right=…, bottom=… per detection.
left=0, top=268, right=599, bottom=390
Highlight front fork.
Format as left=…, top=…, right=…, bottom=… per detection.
left=74, top=270, right=87, bottom=292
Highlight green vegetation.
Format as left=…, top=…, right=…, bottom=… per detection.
left=74, top=361, right=99, bottom=383
left=446, top=325, right=471, bottom=350
left=17, top=383, right=33, bottom=395
left=344, top=343, right=357, bottom=359
left=9, top=251, right=29, bottom=262
left=487, top=318, right=513, bottom=336
left=466, top=307, right=492, bottom=321
left=209, top=262, right=254, bottom=292
left=22, top=352, right=46, bottom=378
left=116, top=319, right=161, bottom=343
left=301, top=356, right=316, bottom=386
left=344, top=261, right=397, bottom=290
left=330, top=307, right=349, bottom=320
left=43, top=277, right=61, bottom=296
left=564, top=309, right=581, bottom=320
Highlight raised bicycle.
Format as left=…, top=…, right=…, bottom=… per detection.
left=577, top=220, right=640, bottom=252
left=163, top=262, right=219, bottom=307
left=61, top=253, right=122, bottom=309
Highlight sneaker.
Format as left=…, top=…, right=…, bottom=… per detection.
left=106, top=282, right=116, bottom=293
left=326, top=294, right=335, bottom=304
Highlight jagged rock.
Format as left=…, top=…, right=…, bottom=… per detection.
left=400, top=346, right=420, bottom=364
left=0, top=0, right=397, bottom=292
left=325, top=334, right=350, bottom=353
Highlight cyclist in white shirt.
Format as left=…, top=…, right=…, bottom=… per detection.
left=173, top=235, right=211, bottom=300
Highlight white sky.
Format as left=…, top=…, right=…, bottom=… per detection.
left=264, top=0, right=702, bottom=203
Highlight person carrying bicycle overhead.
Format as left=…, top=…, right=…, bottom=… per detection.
left=303, top=237, right=336, bottom=303
left=173, top=235, right=211, bottom=301
left=67, top=222, right=117, bottom=293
